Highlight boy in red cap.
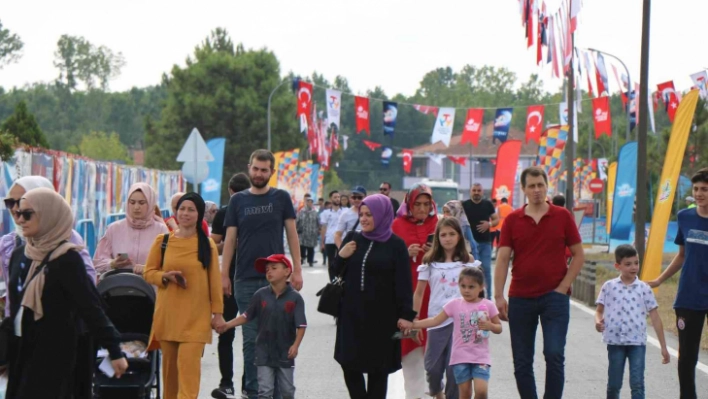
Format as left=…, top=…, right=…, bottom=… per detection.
left=217, top=254, right=306, bottom=399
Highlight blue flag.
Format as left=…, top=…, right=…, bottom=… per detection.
left=310, top=163, right=320, bottom=198
left=381, top=146, right=393, bottom=166
left=492, top=108, right=513, bottom=144
left=610, top=142, right=638, bottom=240
left=200, top=138, right=226, bottom=207
left=383, top=101, right=398, bottom=137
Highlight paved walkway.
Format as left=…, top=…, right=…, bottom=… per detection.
left=197, top=259, right=708, bottom=398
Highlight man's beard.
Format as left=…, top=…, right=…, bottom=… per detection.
left=250, top=175, right=269, bottom=189
left=472, top=195, right=482, bottom=201
left=333, top=200, right=341, bottom=207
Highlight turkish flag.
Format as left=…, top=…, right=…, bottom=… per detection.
left=354, top=96, right=370, bottom=135
left=657, top=81, right=679, bottom=122
left=297, top=81, right=313, bottom=133
left=592, top=97, right=612, bottom=139
left=362, top=140, right=381, bottom=151
left=525, top=105, right=544, bottom=144
left=460, top=108, right=484, bottom=146
left=413, top=104, right=439, bottom=115
left=447, top=156, right=467, bottom=166
left=402, top=149, right=413, bottom=174
left=308, top=103, right=319, bottom=155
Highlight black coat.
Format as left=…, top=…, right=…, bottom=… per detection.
left=333, top=232, right=416, bottom=374
left=6, top=248, right=123, bottom=399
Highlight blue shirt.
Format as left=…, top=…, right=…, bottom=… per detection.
left=674, top=208, right=708, bottom=310
left=596, top=277, right=658, bottom=346
left=225, top=188, right=296, bottom=280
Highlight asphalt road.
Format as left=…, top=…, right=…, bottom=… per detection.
left=197, top=258, right=708, bottom=398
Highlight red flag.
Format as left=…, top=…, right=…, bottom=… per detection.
left=297, top=81, right=313, bottom=133
left=460, top=108, right=484, bottom=146
left=330, top=129, right=339, bottom=152
left=527, top=2, right=534, bottom=48
left=592, top=96, right=612, bottom=139
left=362, top=140, right=381, bottom=151
left=536, top=9, right=543, bottom=65
left=448, top=156, right=467, bottom=167
left=491, top=140, right=522, bottom=202
left=525, top=105, right=545, bottom=144
left=402, top=149, right=413, bottom=174
left=657, top=81, right=679, bottom=122
left=354, top=96, right=370, bottom=135
left=594, top=56, right=607, bottom=97
left=413, top=104, right=439, bottom=115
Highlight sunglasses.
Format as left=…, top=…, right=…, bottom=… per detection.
left=14, top=210, right=35, bottom=221
left=3, top=198, right=20, bottom=209
left=351, top=195, right=363, bottom=200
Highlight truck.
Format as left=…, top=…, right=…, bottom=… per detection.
left=419, top=178, right=460, bottom=213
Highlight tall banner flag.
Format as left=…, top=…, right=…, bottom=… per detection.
left=383, top=101, right=398, bottom=137
left=690, top=70, right=708, bottom=99
left=525, top=105, right=545, bottom=144
left=381, top=147, right=393, bottom=166
left=610, top=142, right=638, bottom=240
left=431, top=107, right=456, bottom=147
left=355, top=96, right=370, bottom=135
left=606, top=161, right=617, bottom=235
left=200, top=138, right=226, bottom=206
left=642, top=90, right=700, bottom=283
left=460, top=108, right=483, bottom=146
left=559, top=101, right=569, bottom=125
left=402, top=149, right=413, bottom=174
left=492, top=108, right=513, bottom=144
left=592, top=96, right=612, bottom=138
left=325, top=89, right=342, bottom=131
left=657, top=81, right=679, bottom=122
left=492, top=140, right=522, bottom=202
left=297, top=81, right=313, bottom=133
left=597, top=158, right=609, bottom=180
left=595, top=53, right=609, bottom=96
left=582, top=51, right=595, bottom=98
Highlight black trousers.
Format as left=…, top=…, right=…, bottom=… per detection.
left=300, top=245, right=315, bottom=265
left=342, top=368, right=389, bottom=399
left=73, top=333, right=95, bottom=398
left=325, top=244, right=338, bottom=282
left=217, top=280, right=241, bottom=389
left=676, top=308, right=708, bottom=399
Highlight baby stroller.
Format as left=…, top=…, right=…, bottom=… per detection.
left=93, top=269, right=161, bottom=399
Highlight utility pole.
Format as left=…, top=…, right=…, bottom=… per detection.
left=636, top=0, right=652, bottom=266
left=565, top=26, right=575, bottom=213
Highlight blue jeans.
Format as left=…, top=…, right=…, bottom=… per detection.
left=607, top=345, right=646, bottom=399
left=508, top=291, right=570, bottom=399
left=476, top=242, right=492, bottom=299
left=235, top=278, right=280, bottom=399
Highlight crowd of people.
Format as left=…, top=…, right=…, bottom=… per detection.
left=0, top=150, right=706, bottom=399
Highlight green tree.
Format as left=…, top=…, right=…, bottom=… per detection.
left=0, top=20, right=23, bottom=68
left=1, top=101, right=49, bottom=148
left=79, top=131, right=131, bottom=162
left=146, top=28, right=303, bottom=202
left=54, top=35, right=126, bottom=90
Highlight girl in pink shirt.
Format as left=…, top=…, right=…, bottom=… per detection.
left=410, top=267, right=502, bottom=399
left=94, top=183, right=169, bottom=276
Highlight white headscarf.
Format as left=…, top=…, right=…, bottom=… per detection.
left=10, top=176, right=55, bottom=237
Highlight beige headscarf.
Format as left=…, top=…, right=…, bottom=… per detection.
left=21, top=188, right=82, bottom=321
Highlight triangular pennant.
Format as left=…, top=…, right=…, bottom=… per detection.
left=362, top=140, right=382, bottom=151
left=447, top=156, right=467, bottom=166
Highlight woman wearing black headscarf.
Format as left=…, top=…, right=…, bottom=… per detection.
left=143, top=192, right=224, bottom=399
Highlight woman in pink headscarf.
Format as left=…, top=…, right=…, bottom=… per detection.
left=94, top=183, right=169, bottom=276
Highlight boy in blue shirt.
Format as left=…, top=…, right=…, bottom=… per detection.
left=596, top=244, right=669, bottom=399
left=218, top=254, right=306, bottom=399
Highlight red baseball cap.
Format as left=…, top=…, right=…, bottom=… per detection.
left=255, top=254, right=293, bottom=274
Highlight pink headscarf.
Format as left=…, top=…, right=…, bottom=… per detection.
left=125, top=183, right=163, bottom=230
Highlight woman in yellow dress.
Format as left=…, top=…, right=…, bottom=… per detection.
left=143, top=192, right=224, bottom=399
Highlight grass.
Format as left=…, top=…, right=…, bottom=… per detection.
left=589, top=254, right=708, bottom=351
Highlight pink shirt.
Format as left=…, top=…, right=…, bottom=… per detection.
left=93, top=219, right=169, bottom=275
left=443, top=298, right=499, bottom=366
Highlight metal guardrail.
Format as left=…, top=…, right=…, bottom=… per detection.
left=75, top=219, right=97, bottom=257
left=571, top=261, right=597, bottom=307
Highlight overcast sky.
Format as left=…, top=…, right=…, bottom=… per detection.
left=1, top=0, right=705, bottom=100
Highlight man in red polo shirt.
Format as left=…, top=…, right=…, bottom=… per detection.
left=494, top=166, right=583, bottom=399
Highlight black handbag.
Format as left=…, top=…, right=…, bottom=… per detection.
left=315, top=231, right=356, bottom=317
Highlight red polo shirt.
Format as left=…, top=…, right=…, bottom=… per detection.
left=499, top=203, right=581, bottom=298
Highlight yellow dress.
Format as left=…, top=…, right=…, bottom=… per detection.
left=143, top=232, right=223, bottom=349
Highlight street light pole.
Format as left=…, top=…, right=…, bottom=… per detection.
left=635, top=0, right=652, bottom=268
left=267, top=77, right=292, bottom=151
left=587, top=48, right=632, bottom=143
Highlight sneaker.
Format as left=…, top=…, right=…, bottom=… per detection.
left=211, top=386, right=237, bottom=399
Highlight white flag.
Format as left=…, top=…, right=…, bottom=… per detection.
left=342, top=135, right=349, bottom=151
left=431, top=107, right=456, bottom=147
left=426, top=152, right=446, bottom=165
left=598, top=158, right=609, bottom=180
left=690, top=71, right=708, bottom=99
left=559, top=102, right=568, bottom=125
left=647, top=91, right=656, bottom=134
left=325, top=89, right=342, bottom=130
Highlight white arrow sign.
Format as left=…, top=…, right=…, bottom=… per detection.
left=176, top=128, right=214, bottom=162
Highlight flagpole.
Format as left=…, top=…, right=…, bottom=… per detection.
left=587, top=48, right=632, bottom=143
left=565, top=23, right=576, bottom=212
left=267, top=77, right=292, bottom=151
left=635, top=0, right=652, bottom=268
